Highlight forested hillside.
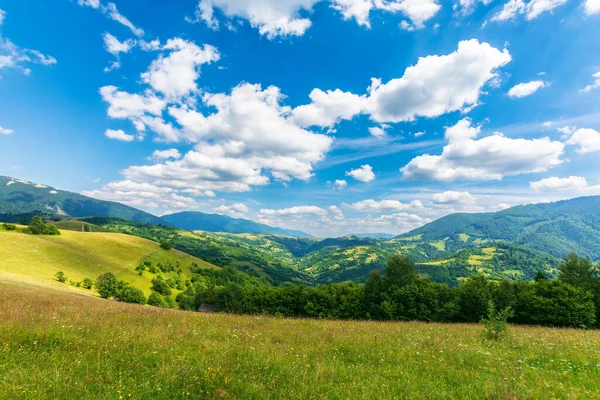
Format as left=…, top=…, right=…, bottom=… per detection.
left=82, top=217, right=560, bottom=286
left=402, top=196, right=600, bottom=260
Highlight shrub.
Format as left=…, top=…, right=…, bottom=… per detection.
left=151, top=277, right=172, bottom=296
left=513, top=280, right=596, bottom=328
left=148, top=292, right=164, bottom=307
left=55, top=271, right=67, bottom=283
left=119, top=285, right=146, bottom=305
left=81, top=278, right=94, bottom=290
left=2, top=223, right=17, bottom=231
left=95, top=272, right=119, bottom=299
left=28, top=216, right=60, bottom=236
left=481, top=301, right=514, bottom=341
left=160, top=240, right=173, bottom=251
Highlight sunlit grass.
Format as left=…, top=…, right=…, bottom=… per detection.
left=0, top=230, right=217, bottom=295
left=1, top=281, right=599, bottom=399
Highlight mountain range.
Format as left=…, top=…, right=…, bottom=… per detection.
left=404, top=196, right=600, bottom=260
left=0, top=176, right=310, bottom=237
left=161, top=211, right=312, bottom=237
left=3, top=174, right=600, bottom=285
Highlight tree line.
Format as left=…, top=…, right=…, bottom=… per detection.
left=207, top=254, right=600, bottom=328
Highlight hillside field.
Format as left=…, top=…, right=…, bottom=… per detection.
left=1, top=281, right=599, bottom=399
left=0, top=228, right=218, bottom=296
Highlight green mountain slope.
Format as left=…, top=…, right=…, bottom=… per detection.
left=402, top=196, right=600, bottom=260
left=161, top=211, right=312, bottom=237
left=0, top=225, right=218, bottom=296
left=0, top=176, right=164, bottom=225
left=85, top=217, right=560, bottom=286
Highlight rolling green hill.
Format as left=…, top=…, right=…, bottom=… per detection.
left=83, top=217, right=560, bottom=286
left=161, top=211, right=312, bottom=237
left=402, top=196, right=600, bottom=260
left=0, top=176, right=165, bottom=225
left=0, top=225, right=218, bottom=296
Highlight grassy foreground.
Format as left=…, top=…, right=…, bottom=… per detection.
left=0, top=229, right=217, bottom=296
left=1, top=282, right=599, bottom=399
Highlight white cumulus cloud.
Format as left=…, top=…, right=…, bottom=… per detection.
left=149, top=149, right=181, bottom=161
left=565, top=128, right=600, bottom=153
left=365, top=39, right=511, bottom=123
left=192, top=0, right=441, bottom=38
left=141, top=38, right=220, bottom=99
left=213, top=203, right=250, bottom=218
left=401, top=118, right=565, bottom=181
left=530, top=176, right=589, bottom=192
left=105, top=129, right=135, bottom=142
left=585, top=0, right=600, bottom=14
left=346, top=164, right=375, bottom=182
left=431, top=191, right=476, bottom=204
left=292, top=89, right=365, bottom=128
left=508, top=80, right=548, bottom=98
left=103, top=32, right=136, bottom=56
left=343, top=199, right=424, bottom=212
left=491, top=0, right=568, bottom=22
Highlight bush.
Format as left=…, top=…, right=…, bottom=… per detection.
left=28, top=216, right=60, bottom=236
left=513, top=280, right=596, bottom=328
left=118, top=285, right=146, bottom=305
left=95, top=272, right=119, bottom=299
left=2, top=223, right=17, bottom=231
left=55, top=271, right=67, bottom=283
left=481, top=301, right=514, bottom=341
left=160, top=240, right=173, bottom=251
left=81, top=278, right=94, bottom=290
left=148, top=292, right=164, bottom=307
left=151, top=277, right=172, bottom=296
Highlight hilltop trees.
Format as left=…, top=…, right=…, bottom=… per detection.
left=28, top=216, right=59, bottom=235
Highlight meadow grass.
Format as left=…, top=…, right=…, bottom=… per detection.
left=0, top=230, right=217, bottom=296
left=1, top=281, right=599, bottom=399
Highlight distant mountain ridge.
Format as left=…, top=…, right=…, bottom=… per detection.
left=0, top=176, right=312, bottom=237
left=0, top=176, right=164, bottom=225
left=161, top=211, right=312, bottom=238
left=402, top=196, right=600, bottom=260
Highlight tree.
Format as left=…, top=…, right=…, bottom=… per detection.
left=385, top=255, right=417, bottom=289
left=55, top=271, right=67, bottom=283
left=148, top=292, right=164, bottom=307
left=513, top=280, right=596, bottom=328
left=558, top=253, right=597, bottom=288
left=118, top=285, right=146, bottom=304
left=160, top=240, right=173, bottom=251
left=458, top=275, right=494, bottom=322
left=151, top=277, right=172, bottom=296
left=534, top=270, right=548, bottom=282
left=95, top=272, right=119, bottom=299
left=28, top=216, right=59, bottom=235
left=558, top=253, right=600, bottom=324
left=81, top=278, right=94, bottom=290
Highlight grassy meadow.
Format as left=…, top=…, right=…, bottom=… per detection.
left=0, top=229, right=217, bottom=296
left=1, top=281, right=599, bottom=399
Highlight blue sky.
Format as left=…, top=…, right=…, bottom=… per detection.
left=1, top=0, right=599, bottom=237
